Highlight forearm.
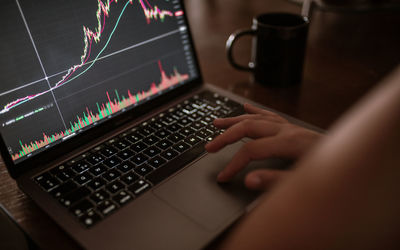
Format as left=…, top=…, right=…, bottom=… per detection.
left=219, top=67, right=400, bottom=250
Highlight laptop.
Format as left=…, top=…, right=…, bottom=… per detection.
left=0, top=0, right=293, bottom=249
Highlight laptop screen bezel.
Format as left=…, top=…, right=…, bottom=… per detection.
left=0, top=0, right=204, bottom=179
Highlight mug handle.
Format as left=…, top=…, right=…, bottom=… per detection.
left=226, top=29, right=256, bottom=71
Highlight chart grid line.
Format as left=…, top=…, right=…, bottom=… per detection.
left=0, top=29, right=180, bottom=97
left=15, top=0, right=68, bottom=129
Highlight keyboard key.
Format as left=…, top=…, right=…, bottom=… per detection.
left=206, top=124, right=218, bottom=132
left=50, top=180, right=78, bottom=198
left=103, top=156, right=122, bottom=168
left=134, top=164, right=153, bottom=176
left=113, top=139, right=131, bottom=150
left=103, top=169, right=121, bottom=182
left=143, top=146, right=161, bottom=158
left=197, top=110, right=207, bottom=117
left=148, top=156, right=166, bottom=169
left=166, top=123, right=182, bottom=133
left=80, top=210, right=101, bottom=228
left=117, top=161, right=135, bottom=173
left=167, top=133, right=184, bottom=143
left=50, top=165, right=67, bottom=175
left=99, top=146, right=118, bottom=158
left=148, top=120, right=164, bottom=130
left=87, top=177, right=107, bottom=191
left=154, top=129, right=171, bottom=139
left=60, top=186, right=91, bottom=207
left=211, top=110, right=224, bottom=118
left=130, top=141, right=147, bottom=153
left=185, top=135, right=201, bottom=146
left=137, top=126, right=154, bottom=136
left=196, top=129, right=213, bottom=139
left=86, top=153, right=104, bottom=165
left=74, top=172, right=93, bottom=185
left=113, top=190, right=133, bottom=206
left=131, top=153, right=148, bottom=165
left=177, top=117, right=192, bottom=126
left=159, top=115, right=175, bottom=125
left=106, top=180, right=125, bottom=194
left=117, top=149, right=134, bottom=161
left=161, top=149, right=179, bottom=161
left=202, top=116, right=214, bottom=124
left=128, top=180, right=151, bottom=196
left=206, top=134, right=217, bottom=142
left=70, top=199, right=94, bottom=217
left=89, top=164, right=108, bottom=176
left=120, top=172, right=139, bottom=185
left=55, top=168, right=76, bottom=182
left=142, top=135, right=158, bottom=145
left=206, top=103, right=219, bottom=111
left=35, top=173, right=60, bottom=191
left=90, top=189, right=110, bottom=204
left=98, top=200, right=118, bottom=216
left=173, top=141, right=191, bottom=153
left=34, top=172, right=50, bottom=183
left=189, top=113, right=201, bottom=120
left=106, top=137, right=119, bottom=146
left=71, top=160, right=91, bottom=174
left=156, top=139, right=173, bottom=150
left=126, top=131, right=143, bottom=144
left=179, top=127, right=195, bottom=136
left=170, top=108, right=185, bottom=119
left=91, top=144, right=104, bottom=153
left=192, top=121, right=205, bottom=130
left=182, top=105, right=196, bottom=114
left=219, top=107, right=231, bottom=115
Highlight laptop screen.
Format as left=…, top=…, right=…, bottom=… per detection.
left=0, top=0, right=198, bottom=164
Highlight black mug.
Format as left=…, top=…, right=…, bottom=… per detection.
left=226, top=13, right=309, bottom=86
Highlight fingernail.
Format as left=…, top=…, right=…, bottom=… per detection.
left=217, top=172, right=227, bottom=182
left=248, top=175, right=262, bottom=188
left=213, top=118, right=222, bottom=124
left=205, top=142, right=215, bottom=152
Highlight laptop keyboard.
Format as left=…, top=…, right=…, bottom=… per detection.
left=33, top=90, right=243, bottom=228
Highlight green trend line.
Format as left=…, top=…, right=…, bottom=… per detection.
left=60, top=0, right=131, bottom=87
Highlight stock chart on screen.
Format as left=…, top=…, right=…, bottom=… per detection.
left=0, top=0, right=197, bottom=163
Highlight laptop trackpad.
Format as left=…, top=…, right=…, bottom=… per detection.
left=153, top=141, right=286, bottom=231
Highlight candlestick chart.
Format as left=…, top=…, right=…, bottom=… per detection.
left=0, top=0, right=196, bottom=163
left=11, top=60, right=189, bottom=161
left=2, top=0, right=175, bottom=114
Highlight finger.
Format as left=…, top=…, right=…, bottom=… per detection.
left=214, top=115, right=286, bottom=129
left=213, top=114, right=264, bottom=128
left=213, top=104, right=287, bottom=129
left=217, top=137, right=282, bottom=182
left=244, top=169, right=289, bottom=190
left=205, top=119, right=280, bottom=153
left=244, top=103, right=288, bottom=123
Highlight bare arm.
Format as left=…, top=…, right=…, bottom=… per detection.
left=219, top=67, right=400, bottom=250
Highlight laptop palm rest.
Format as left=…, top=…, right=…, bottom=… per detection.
left=153, top=141, right=290, bottom=231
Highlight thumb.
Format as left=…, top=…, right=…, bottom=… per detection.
left=244, top=169, right=289, bottom=191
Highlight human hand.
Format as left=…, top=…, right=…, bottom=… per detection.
left=205, top=103, right=322, bottom=190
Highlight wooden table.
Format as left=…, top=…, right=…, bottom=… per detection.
left=1, top=0, right=399, bottom=249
